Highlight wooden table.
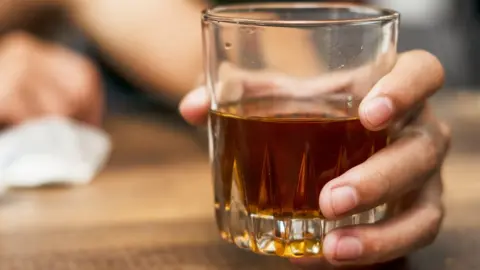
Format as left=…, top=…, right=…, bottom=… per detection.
left=0, top=91, right=478, bottom=270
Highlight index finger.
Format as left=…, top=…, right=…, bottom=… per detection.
left=179, top=86, right=210, bottom=126
left=359, top=50, right=445, bottom=131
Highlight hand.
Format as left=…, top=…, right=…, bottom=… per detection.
left=0, top=31, right=103, bottom=127
left=179, top=50, right=451, bottom=267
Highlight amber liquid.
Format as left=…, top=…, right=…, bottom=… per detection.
left=210, top=98, right=389, bottom=219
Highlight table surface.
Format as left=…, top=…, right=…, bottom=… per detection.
left=0, top=91, right=478, bottom=270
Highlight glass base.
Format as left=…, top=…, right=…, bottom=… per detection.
left=215, top=204, right=388, bottom=258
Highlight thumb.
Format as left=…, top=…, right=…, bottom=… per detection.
left=179, top=86, right=210, bottom=126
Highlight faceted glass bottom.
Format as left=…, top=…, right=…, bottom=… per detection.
left=215, top=204, right=388, bottom=258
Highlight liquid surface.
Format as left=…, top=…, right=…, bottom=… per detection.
left=209, top=98, right=389, bottom=218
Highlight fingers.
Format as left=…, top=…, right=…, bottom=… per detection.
left=319, top=108, right=450, bottom=220
left=179, top=86, right=210, bottom=126
left=359, top=50, right=445, bottom=131
left=322, top=174, right=444, bottom=266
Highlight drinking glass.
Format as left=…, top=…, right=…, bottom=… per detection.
left=203, top=2, right=399, bottom=258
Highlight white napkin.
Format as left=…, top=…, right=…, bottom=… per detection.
left=0, top=116, right=111, bottom=194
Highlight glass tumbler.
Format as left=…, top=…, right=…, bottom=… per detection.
left=203, top=3, right=399, bottom=258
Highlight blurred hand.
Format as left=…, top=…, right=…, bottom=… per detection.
left=179, top=50, right=451, bottom=267
left=0, top=32, right=103, bottom=127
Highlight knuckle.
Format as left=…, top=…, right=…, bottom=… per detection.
left=418, top=129, right=441, bottom=171
left=439, top=121, right=452, bottom=152
left=423, top=204, right=444, bottom=246
left=364, top=234, right=387, bottom=263
left=374, top=171, right=392, bottom=204
left=354, top=165, right=392, bottom=206
left=369, top=236, right=384, bottom=254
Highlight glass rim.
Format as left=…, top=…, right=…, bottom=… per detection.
left=202, top=2, right=400, bottom=27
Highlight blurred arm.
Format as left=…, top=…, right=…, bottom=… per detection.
left=67, top=0, right=208, bottom=102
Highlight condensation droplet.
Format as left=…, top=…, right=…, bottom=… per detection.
left=225, top=42, right=232, bottom=50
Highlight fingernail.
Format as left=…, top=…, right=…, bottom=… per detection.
left=330, top=186, right=358, bottom=216
left=362, top=97, right=394, bottom=127
left=179, top=87, right=208, bottom=110
left=334, top=236, right=363, bottom=261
